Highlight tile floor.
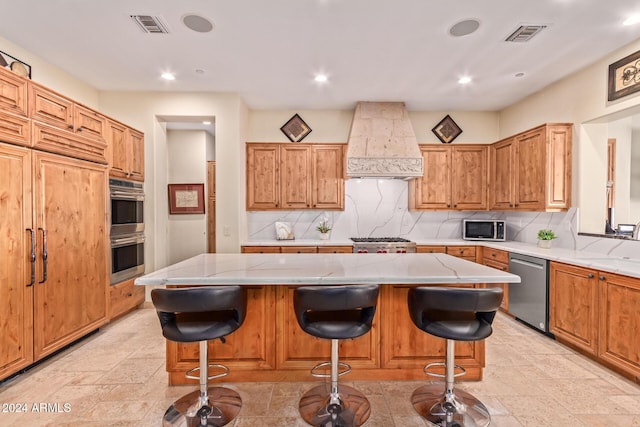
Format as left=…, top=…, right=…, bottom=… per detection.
left=1, top=307, right=639, bottom=427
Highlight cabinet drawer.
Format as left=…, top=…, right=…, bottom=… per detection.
left=241, top=246, right=281, bottom=253
left=32, top=122, right=107, bottom=164
left=446, top=246, right=476, bottom=258
left=280, top=246, right=318, bottom=254
left=416, top=246, right=446, bottom=253
left=110, top=278, right=145, bottom=320
left=482, top=248, right=509, bottom=264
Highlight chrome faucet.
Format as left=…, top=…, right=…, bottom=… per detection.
left=634, top=222, right=640, bottom=240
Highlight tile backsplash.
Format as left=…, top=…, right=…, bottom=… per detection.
left=248, top=179, right=640, bottom=260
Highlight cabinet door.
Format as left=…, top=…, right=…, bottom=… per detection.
left=412, top=146, right=451, bottom=209
left=451, top=146, right=487, bottom=210
left=246, top=144, right=279, bottom=210
left=483, top=259, right=509, bottom=312
left=29, top=83, right=74, bottom=130
left=0, top=67, right=28, bottom=116
left=280, top=145, right=311, bottom=209
left=545, top=124, right=572, bottom=210
left=489, top=138, right=515, bottom=210
left=128, top=129, right=144, bottom=181
left=0, top=143, right=33, bottom=380
left=108, top=120, right=128, bottom=178
left=312, top=145, right=344, bottom=209
left=73, top=104, right=106, bottom=141
left=549, top=262, right=598, bottom=355
left=515, top=129, right=545, bottom=210
left=598, top=272, right=640, bottom=378
left=32, top=152, right=108, bottom=359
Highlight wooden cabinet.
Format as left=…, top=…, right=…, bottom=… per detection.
left=0, top=143, right=33, bottom=380
left=489, top=124, right=572, bottom=211
left=481, top=247, right=510, bottom=312
left=409, top=145, right=487, bottom=210
left=597, top=271, right=640, bottom=381
left=317, top=246, right=353, bottom=253
left=241, top=245, right=282, bottom=254
left=242, top=245, right=353, bottom=254
left=32, top=151, right=109, bottom=359
left=246, top=143, right=345, bottom=211
left=108, top=120, right=144, bottom=181
left=280, top=246, right=318, bottom=254
left=549, top=262, right=599, bottom=355
left=109, top=277, right=145, bottom=320
left=416, top=245, right=446, bottom=254
left=446, top=246, right=478, bottom=262
left=0, top=143, right=109, bottom=380
left=0, top=67, right=30, bottom=146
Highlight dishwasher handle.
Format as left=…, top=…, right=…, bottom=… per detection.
left=510, top=257, right=545, bottom=270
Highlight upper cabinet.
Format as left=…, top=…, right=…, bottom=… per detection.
left=489, top=123, right=572, bottom=211
left=246, top=142, right=345, bottom=211
left=0, top=67, right=30, bottom=146
left=108, top=119, right=144, bottom=181
left=409, top=145, right=487, bottom=210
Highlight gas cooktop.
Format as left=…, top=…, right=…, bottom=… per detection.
left=350, top=237, right=413, bottom=243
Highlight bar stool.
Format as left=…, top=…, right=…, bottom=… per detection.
left=294, top=284, right=379, bottom=427
left=407, top=286, right=503, bottom=427
left=151, top=286, right=247, bottom=427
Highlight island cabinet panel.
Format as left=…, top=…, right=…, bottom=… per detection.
left=379, top=284, right=483, bottom=379
left=598, top=272, right=640, bottom=381
left=481, top=247, right=510, bottom=312
left=0, top=143, right=33, bottom=379
left=32, top=151, right=109, bottom=360
left=275, top=286, right=379, bottom=371
left=0, top=67, right=28, bottom=116
left=167, top=286, right=277, bottom=385
left=549, top=262, right=599, bottom=355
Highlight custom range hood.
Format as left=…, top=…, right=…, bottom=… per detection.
left=346, top=102, right=424, bottom=179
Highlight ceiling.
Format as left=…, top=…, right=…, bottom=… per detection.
left=2, top=0, right=640, bottom=112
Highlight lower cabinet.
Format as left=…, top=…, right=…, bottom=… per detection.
left=481, top=247, right=510, bottom=313
left=241, top=245, right=353, bottom=254
left=550, top=261, right=640, bottom=383
left=109, top=278, right=145, bottom=320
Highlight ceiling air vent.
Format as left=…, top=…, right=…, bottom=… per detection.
left=130, top=15, right=169, bottom=34
left=505, top=25, right=547, bottom=42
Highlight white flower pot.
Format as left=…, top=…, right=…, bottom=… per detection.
left=319, top=233, right=329, bottom=240
left=537, top=239, right=552, bottom=249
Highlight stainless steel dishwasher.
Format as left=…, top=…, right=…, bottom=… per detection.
left=508, top=253, right=550, bottom=334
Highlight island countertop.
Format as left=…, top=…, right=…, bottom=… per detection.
left=135, top=252, right=521, bottom=286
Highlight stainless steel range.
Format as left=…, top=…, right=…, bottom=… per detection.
left=350, top=237, right=416, bottom=253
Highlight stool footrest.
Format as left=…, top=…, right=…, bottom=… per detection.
left=185, top=363, right=230, bottom=381
left=310, top=361, right=351, bottom=379
left=423, top=361, right=466, bottom=379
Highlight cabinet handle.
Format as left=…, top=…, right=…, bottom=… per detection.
left=599, top=275, right=606, bottom=281
left=76, top=126, right=83, bottom=132
left=453, top=204, right=457, bottom=208
left=38, top=228, right=48, bottom=284
left=587, top=273, right=594, bottom=279
left=491, top=253, right=496, bottom=257
left=26, top=228, right=36, bottom=287
left=509, top=203, right=513, bottom=207
left=68, top=124, right=74, bottom=130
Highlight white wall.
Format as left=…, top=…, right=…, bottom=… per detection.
left=166, top=130, right=208, bottom=264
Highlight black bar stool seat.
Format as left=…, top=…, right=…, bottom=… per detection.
left=408, top=286, right=503, bottom=427
left=152, top=286, right=246, bottom=427
left=294, top=284, right=379, bottom=427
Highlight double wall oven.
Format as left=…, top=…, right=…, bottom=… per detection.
left=109, top=178, right=145, bottom=284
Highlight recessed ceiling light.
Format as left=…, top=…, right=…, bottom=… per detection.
left=458, top=76, right=472, bottom=84
left=314, top=74, right=328, bottom=83
left=623, top=15, right=640, bottom=26
left=202, top=121, right=211, bottom=125
left=515, top=72, right=525, bottom=78
left=449, top=19, right=480, bottom=37
left=161, top=72, right=175, bottom=81
left=182, top=14, right=214, bottom=33
left=195, top=69, right=205, bottom=74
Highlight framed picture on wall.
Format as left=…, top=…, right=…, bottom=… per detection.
left=168, top=183, right=205, bottom=214
left=608, top=49, right=640, bottom=101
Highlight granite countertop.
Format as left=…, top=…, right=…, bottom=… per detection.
left=241, top=239, right=640, bottom=279
left=135, top=253, right=521, bottom=286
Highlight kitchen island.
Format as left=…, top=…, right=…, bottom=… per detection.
left=136, top=253, right=520, bottom=384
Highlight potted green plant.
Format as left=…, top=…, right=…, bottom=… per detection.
left=316, top=217, right=332, bottom=240
left=537, top=229, right=556, bottom=249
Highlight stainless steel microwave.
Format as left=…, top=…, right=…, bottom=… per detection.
left=462, top=219, right=506, bottom=241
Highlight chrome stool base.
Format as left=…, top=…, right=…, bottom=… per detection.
left=299, top=384, right=371, bottom=427
left=162, top=386, right=242, bottom=427
left=411, top=384, right=490, bottom=427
